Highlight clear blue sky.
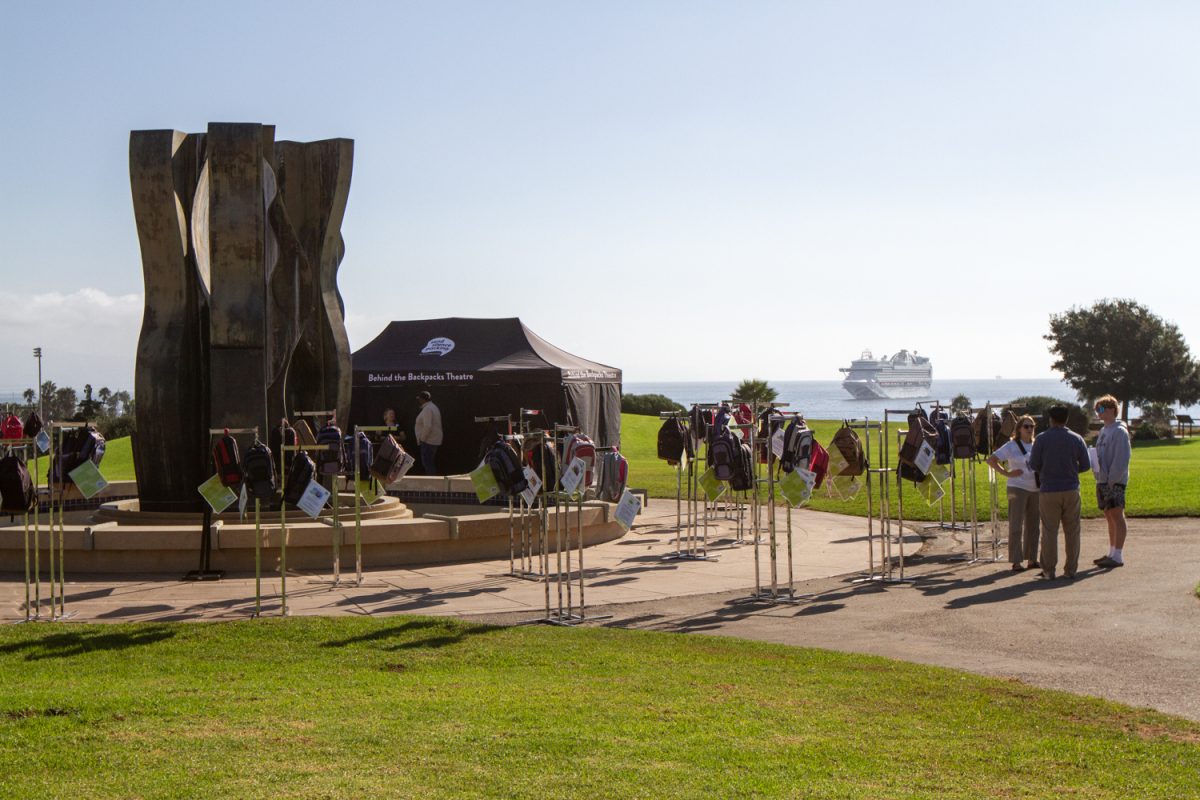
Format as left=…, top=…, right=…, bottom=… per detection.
left=2, top=1, right=1198, bottom=394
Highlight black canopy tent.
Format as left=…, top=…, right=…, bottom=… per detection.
left=349, top=317, right=622, bottom=475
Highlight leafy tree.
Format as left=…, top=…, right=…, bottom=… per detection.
left=111, top=390, right=132, bottom=416
left=1008, top=395, right=1089, bottom=436
left=732, top=379, right=778, bottom=405
left=78, top=384, right=104, bottom=420
left=950, top=394, right=972, bottom=414
left=1046, top=299, right=1200, bottom=421
left=621, top=393, right=685, bottom=416
left=22, top=388, right=34, bottom=405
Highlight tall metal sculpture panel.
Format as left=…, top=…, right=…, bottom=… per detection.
left=130, top=123, right=353, bottom=512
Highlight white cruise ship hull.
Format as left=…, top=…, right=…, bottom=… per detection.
left=842, top=379, right=932, bottom=400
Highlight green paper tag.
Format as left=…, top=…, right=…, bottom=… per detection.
left=470, top=463, right=500, bottom=503
left=698, top=467, right=727, bottom=502
left=69, top=460, right=109, bottom=500
left=779, top=468, right=815, bottom=507
left=197, top=473, right=237, bottom=513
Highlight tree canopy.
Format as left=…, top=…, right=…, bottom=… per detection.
left=732, top=379, right=778, bottom=405
left=1046, top=299, right=1200, bottom=420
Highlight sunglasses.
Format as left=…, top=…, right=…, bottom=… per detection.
left=1020, top=424, right=1034, bottom=429
left=1095, top=406, right=1110, bottom=413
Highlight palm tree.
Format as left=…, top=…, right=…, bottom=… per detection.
left=732, top=379, right=779, bottom=405
left=950, top=393, right=972, bottom=414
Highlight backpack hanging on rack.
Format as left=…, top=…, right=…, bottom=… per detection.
left=485, top=439, right=527, bottom=497
left=973, top=409, right=1003, bottom=456
left=830, top=423, right=866, bottom=476
left=656, top=418, right=689, bottom=465
left=22, top=411, right=43, bottom=441
left=293, top=418, right=317, bottom=447
left=596, top=450, right=629, bottom=501
left=524, top=438, right=558, bottom=494
left=809, top=440, right=830, bottom=488
left=2, top=415, right=23, bottom=440
left=242, top=441, right=277, bottom=502
left=950, top=415, right=975, bottom=460
left=709, top=405, right=732, bottom=444
left=779, top=418, right=813, bottom=475
left=757, top=408, right=784, bottom=464
left=370, top=434, right=413, bottom=486
left=282, top=452, right=316, bottom=506
left=342, top=431, right=373, bottom=478
left=930, top=408, right=952, bottom=465
left=729, top=441, right=755, bottom=492
left=269, top=421, right=297, bottom=476
left=315, top=421, right=345, bottom=476
left=0, top=453, right=36, bottom=513
left=562, top=433, right=596, bottom=487
left=999, top=409, right=1019, bottom=442
left=707, top=429, right=740, bottom=482
left=212, top=431, right=243, bottom=488
left=689, top=406, right=710, bottom=446
left=898, top=411, right=936, bottom=469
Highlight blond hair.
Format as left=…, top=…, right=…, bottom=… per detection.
left=1012, top=414, right=1036, bottom=441
left=1095, top=394, right=1119, bottom=413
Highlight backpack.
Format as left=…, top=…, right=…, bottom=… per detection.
left=282, top=452, right=316, bottom=505
left=524, top=439, right=558, bottom=494
left=370, top=434, right=411, bottom=486
left=709, top=405, right=732, bottom=444
left=689, top=406, right=710, bottom=445
left=707, top=430, right=740, bottom=482
left=269, top=422, right=298, bottom=476
left=293, top=418, right=317, bottom=447
left=77, top=426, right=106, bottom=466
left=950, top=415, right=975, bottom=460
left=23, top=412, right=43, bottom=441
left=242, top=441, right=277, bottom=502
left=730, top=441, right=755, bottom=492
left=973, top=409, right=1003, bottom=456
left=0, top=454, right=35, bottom=513
left=485, top=440, right=527, bottom=496
left=733, top=403, right=753, bottom=426
left=757, top=409, right=784, bottom=464
left=932, top=413, right=952, bottom=465
left=830, top=424, right=866, bottom=476
left=2, top=415, right=23, bottom=440
left=315, top=422, right=345, bottom=476
left=656, top=418, right=689, bottom=465
left=999, top=409, right=1019, bottom=443
left=562, top=433, right=596, bottom=487
left=596, top=450, right=629, bottom=501
left=898, top=412, right=936, bottom=469
left=809, top=440, right=830, bottom=488
left=342, top=431, right=373, bottom=478
left=779, top=418, right=813, bottom=475
left=212, top=432, right=242, bottom=488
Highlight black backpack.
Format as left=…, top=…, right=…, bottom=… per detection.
left=0, top=454, right=36, bottom=513
left=50, top=426, right=105, bottom=485
left=485, top=440, right=527, bottom=496
left=524, top=439, right=558, bottom=494
left=22, top=411, right=43, bottom=440
left=729, top=442, right=755, bottom=492
left=342, top=431, right=373, bottom=478
left=269, top=422, right=298, bottom=476
left=656, top=418, right=689, bottom=465
left=950, top=415, right=975, bottom=460
left=973, top=410, right=1003, bottom=456
left=242, top=441, right=277, bottom=502
left=779, top=418, right=813, bottom=475
left=283, top=452, right=316, bottom=505
left=707, top=430, right=740, bottom=482
left=932, top=414, right=952, bottom=465
left=689, top=405, right=710, bottom=445
left=315, top=422, right=344, bottom=476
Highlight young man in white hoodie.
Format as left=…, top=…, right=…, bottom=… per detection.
left=1092, top=394, right=1131, bottom=569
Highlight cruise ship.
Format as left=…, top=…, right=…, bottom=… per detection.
left=839, top=349, right=933, bottom=400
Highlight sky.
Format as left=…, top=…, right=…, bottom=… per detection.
left=2, top=1, right=1199, bottom=397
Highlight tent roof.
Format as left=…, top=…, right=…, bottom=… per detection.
left=352, top=317, right=621, bottom=386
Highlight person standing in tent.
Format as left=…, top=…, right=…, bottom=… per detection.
left=414, top=391, right=443, bottom=475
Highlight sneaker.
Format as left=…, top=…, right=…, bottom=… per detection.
left=1096, top=556, right=1124, bottom=569
left=1092, top=555, right=1109, bottom=565
left=1011, top=563, right=1025, bottom=572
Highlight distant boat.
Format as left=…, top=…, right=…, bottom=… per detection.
left=995, top=375, right=1003, bottom=380
left=839, top=349, right=933, bottom=400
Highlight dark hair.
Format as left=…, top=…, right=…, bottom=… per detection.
left=416, top=391, right=432, bottom=402
left=1048, top=405, right=1069, bottom=424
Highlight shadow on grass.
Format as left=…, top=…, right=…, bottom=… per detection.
left=319, top=618, right=495, bottom=651
left=0, top=626, right=176, bottom=661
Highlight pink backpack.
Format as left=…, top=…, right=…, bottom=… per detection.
left=2, top=415, right=23, bottom=440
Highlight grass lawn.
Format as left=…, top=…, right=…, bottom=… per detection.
left=620, top=414, right=1200, bottom=520
left=1, top=617, right=1197, bottom=799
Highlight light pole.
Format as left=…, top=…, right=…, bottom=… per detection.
left=33, top=347, right=43, bottom=420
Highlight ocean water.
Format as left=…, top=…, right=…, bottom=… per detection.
left=623, top=379, right=1200, bottom=420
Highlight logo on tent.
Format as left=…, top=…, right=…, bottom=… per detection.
left=420, top=337, right=455, bottom=357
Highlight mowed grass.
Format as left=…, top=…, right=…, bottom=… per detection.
left=620, top=414, right=1200, bottom=519
left=1, top=617, right=1198, bottom=799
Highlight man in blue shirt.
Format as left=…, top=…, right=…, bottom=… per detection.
left=1028, top=405, right=1091, bottom=580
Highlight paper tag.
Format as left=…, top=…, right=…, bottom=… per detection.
left=771, top=429, right=785, bottom=459
left=1088, top=446, right=1099, bottom=476
left=238, top=483, right=248, bottom=521
left=826, top=445, right=849, bottom=476
left=296, top=479, right=331, bottom=518
left=520, top=466, right=542, bottom=507
left=197, top=473, right=236, bottom=513
left=678, top=449, right=688, bottom=471
left=35, top=430, right=51, bottom=454
left=614, top=489, right=642, bottom=531
left=395, top=450, right=415, bottom=480
left=698, top=467, right=727, bottom=501
left=356, top=478, right=379, bottom=505
left=914, top=441, right=936, bottom=474
left=825, top=475, right=860, bottom=500
left=560, top=457, right=587, bottom=496
left=470, top=463, right=500, bottom=503
left=915, top=472, right=945, bottom=505
left=780, top=467, right=815, bottom=507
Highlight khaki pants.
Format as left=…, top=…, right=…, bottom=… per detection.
left=1007, top=488, right=1040, bottom=565
left=1039, top=489, right=1081, bottom=576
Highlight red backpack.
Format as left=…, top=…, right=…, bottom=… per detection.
left=1, top=415, right=23, bottom=440
left=809, top=440, right=830, bottom=488
left=212, top=432, right=242, bottom=488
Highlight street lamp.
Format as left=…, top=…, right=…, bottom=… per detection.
left=33, top=347, right=42, bottom=420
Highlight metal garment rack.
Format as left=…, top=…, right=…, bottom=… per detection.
left=350, top=424, right=402, bottom=589
left=880, top=410, right=919, bottom=584
left=203, top=427, right=258, bottom=610
left=974, top=402, right=1008, bottom=563
left=5, top=438, right=42, bottom=623
left=44, top=421, right=86, bottom=619
left=663, top=403, right=722, bottom=562
left=276, top=441, right=336, bottom=616
left=737, top=406, right=806, bottom=604
left=848, top=417, right=894, bottom=585
left=657, top=410, right=688, bottom=543
left=292, top=411, right=351, bottom=587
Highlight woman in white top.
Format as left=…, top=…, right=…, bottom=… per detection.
left=986, top=414, right=1040, bottom=571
